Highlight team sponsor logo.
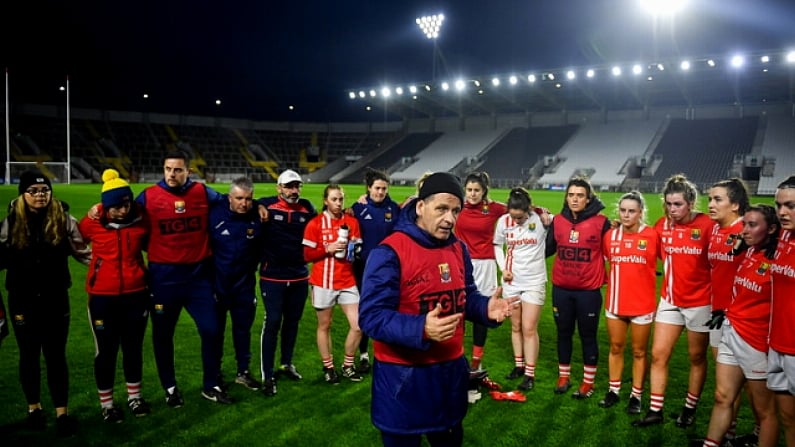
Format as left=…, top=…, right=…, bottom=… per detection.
left=246, top=228, right=255, bottom=240
left=558, top=246, right=592, bottom=262
left=569, top=230, right=580, bottom=243
left=405, top=274, right=429, bottom=287
left=691, top=229, right=701, bottom=240
left=94, top=320, right=105, bottom=330
left=418, top=288, right=466, bottom=316
left=638, top=239, right=648, bottom=250
left=159, top=216, right=202, bottom=235
left=439, top=263, right=452, bottom=283
left=529, top=222, right=536, bottom=231
left=757, top=262, right=770, bottom=275
left=174, top=200, right=186, bottom=214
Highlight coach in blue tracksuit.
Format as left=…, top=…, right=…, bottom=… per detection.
left=209, top=177, right=265, bottom=391
left=349, top=168, right=401, bottom=371
left=258, top=169, right=317, bottom=396
left=359, top=172, right=514, bottom=447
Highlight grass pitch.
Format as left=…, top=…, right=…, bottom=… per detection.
left=0, top=182, right=780, bottom=446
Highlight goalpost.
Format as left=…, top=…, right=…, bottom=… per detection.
left=8, top=161, right=71, bottom=185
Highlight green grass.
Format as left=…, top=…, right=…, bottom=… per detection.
left=0, top=183, right=781, bottom=446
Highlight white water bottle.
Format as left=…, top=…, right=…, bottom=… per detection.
left=334, top=224, right=349, bottom=259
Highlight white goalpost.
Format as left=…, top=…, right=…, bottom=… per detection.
left=8, top=161, right=71, bottom=184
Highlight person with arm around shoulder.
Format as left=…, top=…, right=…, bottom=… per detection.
left=79, top=169, right=151, bottom=423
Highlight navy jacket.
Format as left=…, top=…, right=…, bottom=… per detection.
left=359, top=198, right=497, bottom=435
left=258, top=195, right=316, bottom=281
left=209, top=198, right=265, bottom=297
left=350, top=194, right=400, bottom=262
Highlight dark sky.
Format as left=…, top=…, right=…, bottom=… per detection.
left=3, top=0, right=794, bottom=122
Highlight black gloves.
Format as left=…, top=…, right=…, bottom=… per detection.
left=705, top=310, right=725, bottom=330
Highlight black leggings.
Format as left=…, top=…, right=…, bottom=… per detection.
left=10, top=290, right=71, bottom=408
left=552, top=285, right=602, bottom=367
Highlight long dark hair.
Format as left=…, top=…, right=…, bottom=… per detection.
left=464, top=171, right=491, bottom=201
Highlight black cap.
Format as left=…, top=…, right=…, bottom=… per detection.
left=418, top=172, right=463, bottom=204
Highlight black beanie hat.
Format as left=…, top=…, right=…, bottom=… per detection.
left=18, top=170, right=52, bottom=195
left=418, top=172, right=463, bottom=204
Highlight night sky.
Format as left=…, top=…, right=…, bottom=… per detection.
left=2, top=0, right=794, bottom=122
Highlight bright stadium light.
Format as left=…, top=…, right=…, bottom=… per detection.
left=358, top=91, right=366, bottom=98
left=424, top=84, right=431, bottom=91
left=639, top=0, right=688, bottom=16
left=142, top=93, right=149, bottom=99
left=760, top=55, right=770, bottom=63
left=455, top=79, right=465, bottom=91
left=730, top=55, right=745, bottom=68
left=381, top=87, right=391, bottom=97
left=215, top=99, right=222, bottom=106
left=491, top=77, right=500, bottom=86
left=441, top=81, right=450, bottom=91
left=707, top=59, right=716, bottom=67
left=612, top=66, right=622, bottom=76
left=680, top=60, right=691, bottom=71
left=473, top=79, right=481, bottom=87
left=547, top=73, right=555, bottom=81
left=365, top=106, right=372, bottom=111
left=586, top=69, right=595, bottom=78
left=395, top=87, right=404, bottom=95
left=787, top=51, right=795, bottom=63
left=632, top=64, right=643, bottom=75
left=509, top=75, right=518, bottom=85
left=477, top=89, right=484, bottom=95
left=348, top=92, right=356, bottom=99
left=527, top=74, right=537, bottom=83
left=409, top=85, right=418, bottom=94
left=657, top=63, right=665, bottom=71
left=369, top=89, right=376, bottom=97
left=566, top=70, right=576, bottom=80
left=416, top=14, right=444, bottom=39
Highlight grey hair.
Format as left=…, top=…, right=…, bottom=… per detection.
left=230, top=177, right=254, bottom=194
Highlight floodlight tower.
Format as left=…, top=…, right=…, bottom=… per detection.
left=416, top=14, right=446, bottom=81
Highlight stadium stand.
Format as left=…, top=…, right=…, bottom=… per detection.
left=757, top=115, right=795, bottom=195
left=638, top=117, right=759, bottom=191
left=471, top=125, right=579, bottom=188
left=391, top=129, right=506, bottom=183
left=333, top=132, right=442, bottom=185
left=540, top=119, right=663, bottom=190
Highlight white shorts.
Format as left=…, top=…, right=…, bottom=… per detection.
left=605, top=310, right=655, bottom=325
left=503, top=283, right=545, bottom=306
left=716, top=323, right=769, bottom=380
left=767, top=349, right=795, bottom=395
left=472, top=259, right=498, bottom=296
left=654, top=299, right=711, bottom=333
left=311, top=286, right=359, bottom=310
left=710, top=325, right=726, bottom=348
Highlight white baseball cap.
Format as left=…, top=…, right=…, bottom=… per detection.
left=277, top=169, right=302, bottom=185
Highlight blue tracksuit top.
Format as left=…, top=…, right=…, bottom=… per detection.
left=208, top=199, right=265, bottom=297
left=359, top=198, right=498, bottom=435
left=350, top=194, right=401, bottom=261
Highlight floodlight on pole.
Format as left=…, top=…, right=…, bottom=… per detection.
left=416, top=13, right=446, bottom=81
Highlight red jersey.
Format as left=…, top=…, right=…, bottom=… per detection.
left=456, top=200, right=507, bottom=260
left=655, top=213, right=713, bottom=308
left=603, top=225, right=659, bottom=316
left=708, top=219, right=746, bottom=311
left=303, top=211, right=361, bottom=290
left=770, top=230, right=795, bottom=355
left=728, top=246, right=773, bottom=353
left=551, top=213, right=609, bottom=290
left=143, top=182, right=211, bottom=264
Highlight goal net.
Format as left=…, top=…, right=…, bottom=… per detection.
left=8, top=162, right=71, bottom=185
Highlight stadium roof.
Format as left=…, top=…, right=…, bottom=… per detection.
left=349, top=49, right=795, bottom=120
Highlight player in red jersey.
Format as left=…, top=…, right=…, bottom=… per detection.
left=635, top=174, right=713, bottom=428
left=700, top=205, right=780, bottom=447
left=599, top=191, right=658, bottom=414
left=770, top=175, right=795, bottom=447
left=705, top=178, right=752, bottom=443
left=456, top=172, right=507, bottom=372
left=303, top=184, right=364, bottom=384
